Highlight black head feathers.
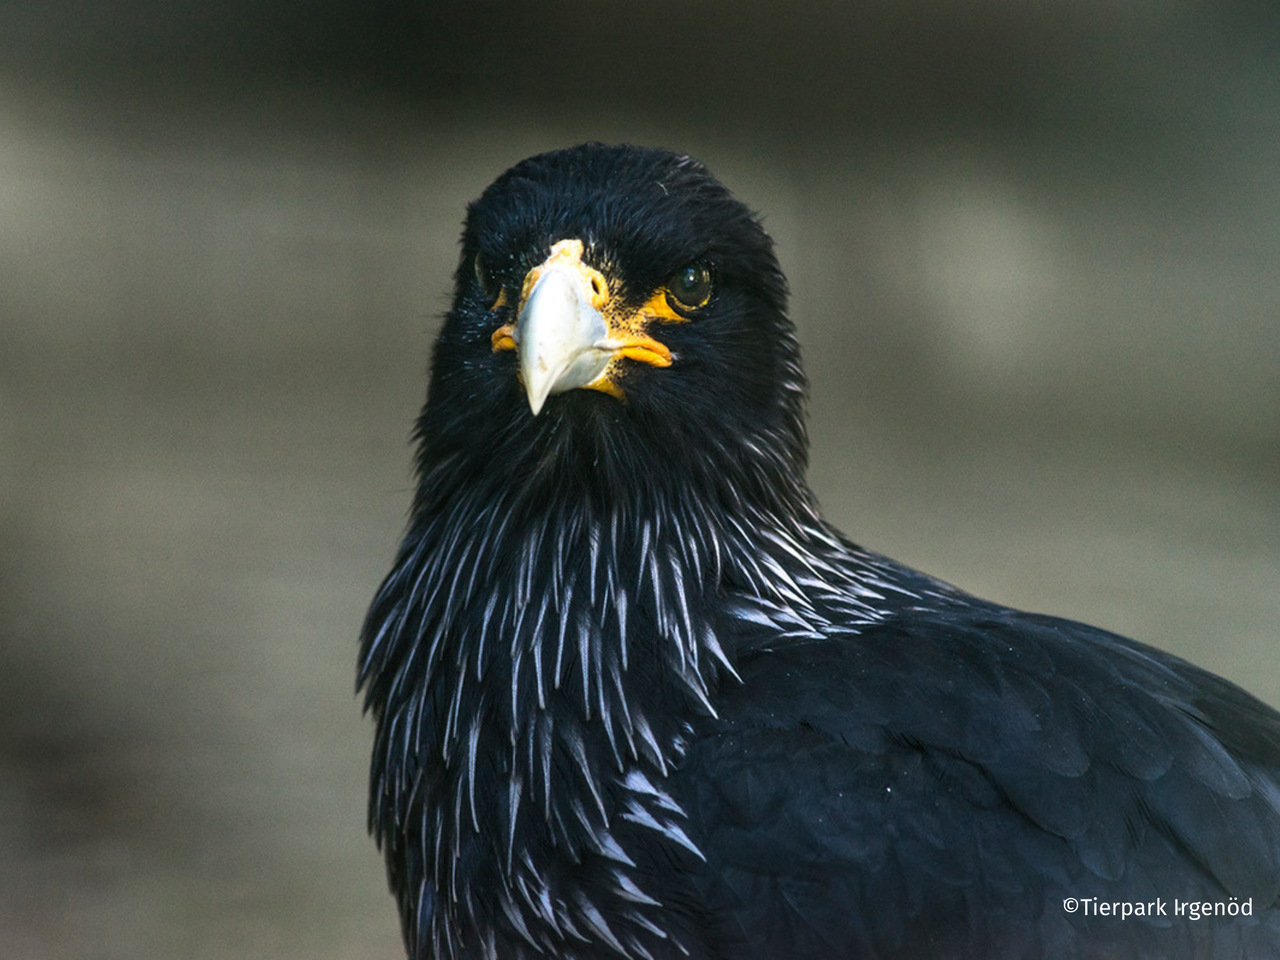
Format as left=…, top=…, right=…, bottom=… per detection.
left=418, top=144, right=808, bottom=517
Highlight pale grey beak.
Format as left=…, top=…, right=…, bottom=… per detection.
left=514, top=260, right=612, bottom=415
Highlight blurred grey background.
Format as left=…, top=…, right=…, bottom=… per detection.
left=1, top=2, right=1278, bottom=957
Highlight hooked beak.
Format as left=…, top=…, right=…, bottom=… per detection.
left=513, top=241, right=612, bottom=415
left=490, top=239, right=675, bottom=415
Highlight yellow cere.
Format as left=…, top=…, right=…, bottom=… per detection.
left=492, top=238, right=697, bottom=399
left=520, top=240, right=611, bottom=311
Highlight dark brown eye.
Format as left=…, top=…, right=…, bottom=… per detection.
left=473, top=252, right=500, bottom=303
left=666, top=263, right=713, bottom=311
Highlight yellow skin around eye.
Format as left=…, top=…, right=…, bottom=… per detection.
left=490, top=239, right=698, bottom=401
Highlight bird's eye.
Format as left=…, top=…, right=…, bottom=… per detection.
left=473, top=253, right=500, bottom=304
left=666, top=263, right=713, bottom=312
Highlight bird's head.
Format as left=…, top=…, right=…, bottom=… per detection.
left=417, top=144, right=810, bottom=516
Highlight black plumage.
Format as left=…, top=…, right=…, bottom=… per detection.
left=359, top=143, right=1280, bottom=959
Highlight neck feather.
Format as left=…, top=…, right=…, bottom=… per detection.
left=359, top=413, right=915, bottom=959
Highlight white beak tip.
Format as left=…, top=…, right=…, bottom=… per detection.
left=515, top=263, right=611, bottom=416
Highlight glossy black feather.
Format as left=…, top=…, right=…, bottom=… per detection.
left=684, top=608, right=1280, bottom=958
left=359, top=143, right=1280, bottom=959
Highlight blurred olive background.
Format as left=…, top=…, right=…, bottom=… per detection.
left=1, top=2, right=1278, bottom=957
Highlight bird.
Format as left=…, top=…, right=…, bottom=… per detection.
left=358, top=143, right=1280, bottom=960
